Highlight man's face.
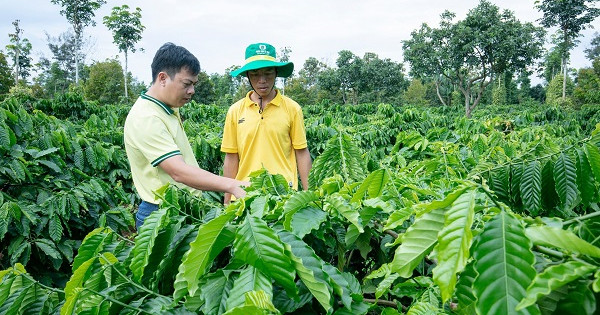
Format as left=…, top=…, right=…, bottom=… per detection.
left=163, top=67, right=198, bottom=108
left=248, top=67, right=276, bottom=98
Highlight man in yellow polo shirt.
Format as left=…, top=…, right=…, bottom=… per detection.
left=125, top=43, right=248, bottom=229
left=221, top=42, right=312, bottom=203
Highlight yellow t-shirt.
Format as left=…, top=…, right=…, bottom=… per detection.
left=124, top=92, right=200, bottom=203
left=221, top=90, right=307, bottom=189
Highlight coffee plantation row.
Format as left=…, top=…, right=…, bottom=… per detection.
left=0, top=93, right=599, bottom=314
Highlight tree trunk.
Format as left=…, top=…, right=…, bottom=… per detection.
left=124, top=50, right=129, bottom=99
left=435, top=80, right=447, bottom=106
left=75, top=35, right=80, bottom=84
left=464, top=90, right=471, bottom=118
left=562, top=56, right=567, bottom=100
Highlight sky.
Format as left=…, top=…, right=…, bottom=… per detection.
left=1, top=0, right=598, bottom=85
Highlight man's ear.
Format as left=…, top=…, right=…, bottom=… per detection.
left=157, top=72, right=168, bottom=86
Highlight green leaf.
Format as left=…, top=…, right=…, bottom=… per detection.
left=65, top=257, right=96, bottom=299
left=34, top=239, right=61, bottom=260
left=226, top=267, right=272, bottom=311
left=414, top=185, right=469, bottom=216
left=325, top=194, right=363, bottom=233
left=472, top=211, right=539, bottom=315
left=584, top=142, right=600, bottom=184
left=129, top=207, right=169, bottom=283
left=200, top=271, right=233, bottom=315
left=520, top=160, right=542, bottom=215
left=553, top=153, right=578, bottom=209
left=48, top=214, right=63, bottom=242
left=432, top=189, right=475, bottom=303
left=72, top=228, right=112, bottom=272
left=576, top=149, right=596, bottom=206
left=383, top=206, right=413, bottom=231
left=289, top=206, right=327, bottom=239
left=175, top=211, right=236, bottom=298
left=244, top=290, right=278, bottom=313
left=234, top=215, right=297, bottom=297
left=279, top=230, right=332, bottom=312
left=516, top=261, right=597, bottom=310
left=390, top=208, right=445, bottom=277
left=351, top=169, right=389, bottom=202
left=375, top=273, right=400, bottom=299
left=541, top=160, right=559, bottom=210
left=455, top=260, right=477, bottom=314
left=322, top=263, right=353, bottom=310
left=283, top=190, right=320, bottom=230
left=60, top=287, right=83, bottom=315
left=526, top=225, right=600, bottom=257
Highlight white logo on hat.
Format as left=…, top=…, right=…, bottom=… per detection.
left=259, top=44, right=266, bottom=50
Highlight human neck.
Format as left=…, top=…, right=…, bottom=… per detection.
left=251, top=89, right=276, bottom=104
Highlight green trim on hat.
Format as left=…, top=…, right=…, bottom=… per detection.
left=230, top=43, right=294, bottom=78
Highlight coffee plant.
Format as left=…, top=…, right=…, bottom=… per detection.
left=1, top=96, right=599, bottom=314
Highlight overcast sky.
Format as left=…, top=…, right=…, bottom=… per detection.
left=1, top=0, right=598, bottom=85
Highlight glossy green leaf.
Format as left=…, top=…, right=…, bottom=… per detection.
left=390, top=208, right=445, bottom=277
left=526, top=225, right=600, bottom=257
left=279, top=230, right=332, bottom=312
left=576, top=149, right=596, bottom=206
left=226, top=266, right=272, bottom=311
left=351, top=169, right=389, bottom=202
left=175, top=211, right=236, bottom=298
left=584, top=142, right=600, bottom=183
left=64, top=257, right=95, bottom=299
left=282, top=190, right=320, bottom=230
left=325, top=194, right=363, bottom=233
left=234, top=215, right=297, bottom=297
left=455, top=260, right=477, bottom=314
left=520, top=160, right=542, bottom=215
left=289, top=206, right=327, bottom=238
left=553, top=153, right=578, bottom=209
left=516, top=261, right=597, bottom=310
left=129, top=207, right=170, bottom=283
left=472, top=211, right=539, bottom=315
left=433, top=189, right=475, bottom=303
left=72, top=228, right=111, bottom=272
left=200, top=271, right=233, bottom=315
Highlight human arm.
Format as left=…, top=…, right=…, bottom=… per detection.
left=159, top=155, right=247, bottom=198
left=295, top=147, right=312, bottom=190
left=222, top=153, right=240, bottom=204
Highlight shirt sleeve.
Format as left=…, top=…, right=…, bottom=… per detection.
left=290, top=105, right=308, bottom=150
left=220, top=105, right=239, bottom=153
left=127, top=114, right=181, bottom=167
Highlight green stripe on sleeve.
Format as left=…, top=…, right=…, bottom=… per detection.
left=151, top=150, right=181, bottom=167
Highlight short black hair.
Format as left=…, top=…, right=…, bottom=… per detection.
left=151, top=43, right=200, bottom=82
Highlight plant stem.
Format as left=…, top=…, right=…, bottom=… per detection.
left=534, top=245, right=564, bottom=259
left=563, top=211, right=600, bottom=226
left=363, top=298, right=402, bottom=308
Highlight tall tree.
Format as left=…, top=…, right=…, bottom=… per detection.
left=0, top=51, right=14, bottom=94
left=278, top=46, right=292, bottom=94
left=535, top=0, right=600, bottom=100
left=585, top=32, right=600, bottom=61
left=51, top=0, right=106, bottom=84
left=6, top=20, right=33, bottom=84
left=403, top=1, right=545, bottom=117
left=35, top=30, right=85, bottom=95
left=84, top=58, right=124, bottom=104
left=103, top=5, right=144, bottom=99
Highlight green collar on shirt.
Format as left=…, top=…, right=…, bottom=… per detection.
left=140, top=91, right=174, bottom=115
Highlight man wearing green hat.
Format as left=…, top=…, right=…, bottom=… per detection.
left=221, top=43, right=312, bottom=203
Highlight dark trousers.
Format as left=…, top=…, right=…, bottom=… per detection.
left=135, top=201, right=159, bottom=230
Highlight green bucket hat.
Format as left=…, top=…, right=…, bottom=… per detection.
left=230, top=43, right=294, bottom=78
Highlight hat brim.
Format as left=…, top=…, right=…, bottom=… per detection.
left=230, top=60, right=294, bottom=78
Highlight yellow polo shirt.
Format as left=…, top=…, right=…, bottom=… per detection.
left=124, top=92, right=200, bottom=203
left=221, top=90, right=308, bottom=189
